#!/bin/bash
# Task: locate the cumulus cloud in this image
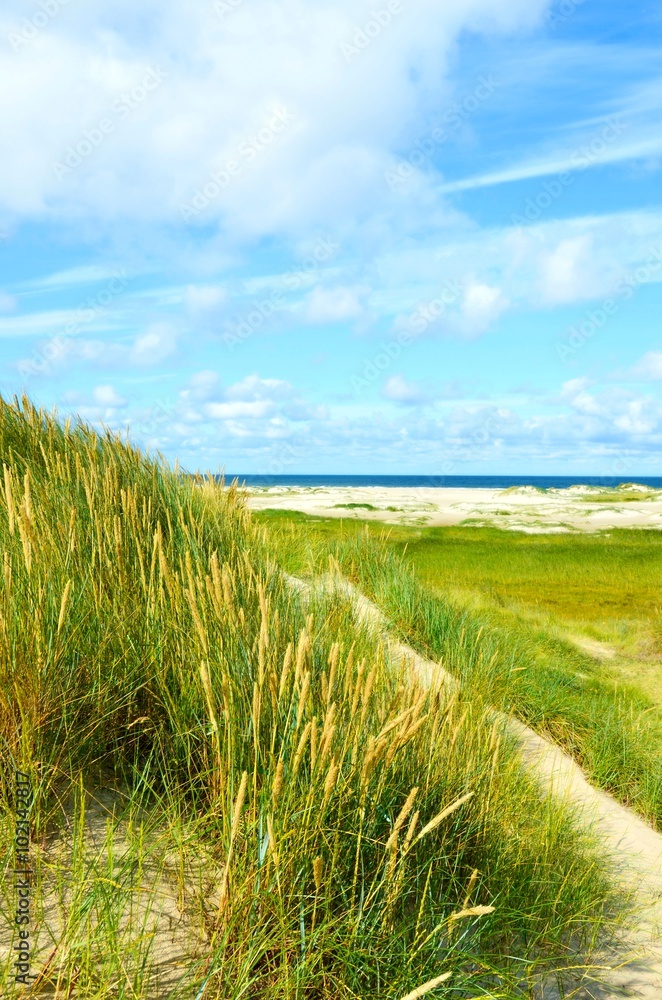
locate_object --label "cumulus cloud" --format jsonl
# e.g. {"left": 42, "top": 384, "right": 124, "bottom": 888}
{"left": 207, "top": 400, "right": 274, "bottom": 419}
{"left": 303, "top": 285, "right": 366, "bottom": 324}
{"left": 382, "top": 374, "right": 427, "bottom": 404}
{"left": 0, "top": 0, "right": 550, "bottom": 242}
{"left": 225, "top": 374, "right": 293, "bottom": 401}
{"left": 628, "top": 350, "right": 662, "bottom": 381}
{"left": 177, "top": 371, "right": 324, "bottom": 438}
{"left": 459, "top": 281, "right": 509, "bottom": 335}
{"left": 93, "top": 384, "right": 127, "bottom": 407}
{"left": 131, "top": 324, "right": 178, "bottom": 364}
{"left": 62, "top": 384, "right": 129, "bottom": 424}
{"left": 537, "top": 235, "right": 598, "bottom": 305}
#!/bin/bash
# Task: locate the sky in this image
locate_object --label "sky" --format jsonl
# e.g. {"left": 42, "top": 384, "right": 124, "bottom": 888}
{"left": 1, "top": 0, "right": 661, "bottom": 477}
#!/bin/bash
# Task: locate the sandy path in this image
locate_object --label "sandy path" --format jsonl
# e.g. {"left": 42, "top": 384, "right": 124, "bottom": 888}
{"left": 288, "top": 572, "right": 662, "bottom": 999}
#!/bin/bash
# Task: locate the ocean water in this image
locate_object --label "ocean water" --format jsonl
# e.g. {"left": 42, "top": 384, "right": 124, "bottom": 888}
{"left": 225, "top": 474, "right": 662, "bottom": 490}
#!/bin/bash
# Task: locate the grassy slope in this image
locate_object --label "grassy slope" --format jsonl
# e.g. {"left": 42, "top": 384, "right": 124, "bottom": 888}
{"left": 256, "top": 510, "right": 662, "bottom": 829}
{"left": 0, "top": 397, "right": 622, "bottom": 999}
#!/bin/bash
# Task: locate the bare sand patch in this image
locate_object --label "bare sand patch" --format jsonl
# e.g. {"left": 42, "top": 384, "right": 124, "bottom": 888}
{"left": 246, "top": 485, "right": 662, "bottom": 533}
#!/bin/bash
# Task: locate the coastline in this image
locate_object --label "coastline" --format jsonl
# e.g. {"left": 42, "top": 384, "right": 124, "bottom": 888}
{"left": 244, "top": 484, "right": 662, "bottom": 532}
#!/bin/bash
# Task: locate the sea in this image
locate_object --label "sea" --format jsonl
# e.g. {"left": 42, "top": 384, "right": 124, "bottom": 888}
{"left": 225, "top": 475, "right": 662, "bottom": 490}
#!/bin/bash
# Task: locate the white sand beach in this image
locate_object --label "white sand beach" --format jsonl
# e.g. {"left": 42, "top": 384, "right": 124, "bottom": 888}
{"left": 245, "top": 483, "right": 662, "bottom": 532}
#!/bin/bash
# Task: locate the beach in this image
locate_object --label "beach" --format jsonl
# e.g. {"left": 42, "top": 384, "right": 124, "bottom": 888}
{"left": 245, "top": 483, "right": 662, "bottom": 532}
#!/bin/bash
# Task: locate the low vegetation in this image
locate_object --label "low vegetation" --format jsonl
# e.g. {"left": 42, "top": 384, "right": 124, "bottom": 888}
{"left": 332, "top": 502, "right": 378, "bottom": 511}
{"left": 257, "top": 512, "right": 662, "bottom": 830}
{"left": 0, "top": 396, "right": 624, "bottom": 998}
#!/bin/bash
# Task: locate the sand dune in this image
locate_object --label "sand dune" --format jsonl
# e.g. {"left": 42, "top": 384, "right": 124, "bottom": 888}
{"left": 246, "top": 484, "right": 662, "bottom": 532}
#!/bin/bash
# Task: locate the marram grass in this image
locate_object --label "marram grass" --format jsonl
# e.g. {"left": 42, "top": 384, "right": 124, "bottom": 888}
{"left": 0, "top": 396, "right": 622, "bottom": 998}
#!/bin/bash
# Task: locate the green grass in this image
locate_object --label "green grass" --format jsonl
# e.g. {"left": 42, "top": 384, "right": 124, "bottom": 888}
{"left": 256, "top": 511, "right": 662, "bottom": 830}
{"left": 580, "top": 492, "right": 658, "bottom": 503}
{"left": 256, "top": 512, "right": 662, "bottom": 627}
{"left": 333, "top": 502, "right": 378, "bottom": 510}
{"left": 0, "top": 396, "right": 625, "bottom": 998}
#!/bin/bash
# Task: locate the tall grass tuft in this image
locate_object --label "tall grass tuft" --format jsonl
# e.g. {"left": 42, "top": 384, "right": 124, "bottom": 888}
{"left": 0, "top": 396, "right": 622, "bottom": 998}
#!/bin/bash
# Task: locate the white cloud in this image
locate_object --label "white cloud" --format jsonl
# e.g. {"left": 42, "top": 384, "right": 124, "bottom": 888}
{"left": 226, "top": 374, "right": 292, "bottom": 401}
{"left": 184, "top": 284, "right": 226, "bottom": 311}
{"left": 207, "top": 400, "right": 274, "bottom": 419}
{"left": 382, "top": 374, "right": 426, "bottom": 404}
{"left": 97, "top": 366, "right": 662, "bottom": 472}
{"left": 182, "top": 370, "right": 221, "bottom": 401}
{"left": 0, "top": 0, "right": 550, "bottom": 241}
{"left": 130, "top": 324, "right": 177, "bottom": 365}
{"left": 0, "top": 291, "right": 17, "bottom": 313}
{"left": 629, "top": 351, "right": 662, "bottom": 381}
{"left": 460, "top": 281, "right": 508, "bottom": 335}
{"left": 437, "top": 110, "right": 662, "bottom": 195}
{"left": 538, "top": 235, "right": 598, "bottom": 305}
{"left": 18, "top": 264, "right": 131, "bottom": 291}
{"left": 303, "top": 285, "right": 365, "bottom": 324}
{"left": 93, "top": 384, "right": 127, "bottom": 407}
{"left": 614, "top": 400, "right": 656, "bottom": 435}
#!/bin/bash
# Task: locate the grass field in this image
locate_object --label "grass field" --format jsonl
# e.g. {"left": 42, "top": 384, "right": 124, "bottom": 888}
{"left": 256, "top": 510, "right": 662, "bottom": 829}
{"left": 0, "top": 396, "right": 627, "bottom": 998}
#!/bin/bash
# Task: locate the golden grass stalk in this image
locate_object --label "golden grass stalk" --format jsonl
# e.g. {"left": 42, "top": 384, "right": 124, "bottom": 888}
{"left": 327, "top": 642, "right": 339, "bottom": 705}
{"left": 272, "top": 759, "right": 284, "bottom": 806}
{"left": 463, "top": 868, "right": 479, "bottom": 909}
{"left": 313, "top": 856, "right": 323, "bottom": 892}
{"left": 411, "top": 791, "right": 474, "bottom": 848}
{"left": 403, "top": 810, "right": 419, "bottom": 853}
{"left": 17, "top": 509, "right": 32, "bottom": 574}
{"left": 57, "top": 580, "right": 72, "bottom": 635}
{"left": 398, "top": 971, "right": 452, "bottom": 1000}
{"left": 385, "top": 786, "right": 419, "bottom": 852}
{"left": 215, "top": 771, "right": 248, "bottom": 925}
{"left": 449, "top": 905, "right": 495, "bottom": 921}
{"left": 3, "top": 464, "right": 15, "bottom": 535}
{"left": 3, "top": 550, "right": 11, "bottom": 594}
{"left": 278, "top": 643, "right": 293, "bottom": 701}
{"left": 23, "top": 470, "right": 32, "bottom": 523}
{"left": 295, "top": 628, "right": 309, "bottom": 685}
{"left": 199, "top": 662, "right": 218, "bottom": 735}
{"left": 292, "top": 721, "right": 312, "bottom": 780}
{"left": 186, "top": 587, "right": 209, "bottom": 655}
{"left": 296, "top": 671, "right": 311, "bottom": 729}
{"left": 222, "top": 563, "right": 233, "bottom": 606}
{"left": 310, "top": 716, "right": 318, "bottom": 772}
{"left": 321, "top": 758, "right": 339, "bottom": 812}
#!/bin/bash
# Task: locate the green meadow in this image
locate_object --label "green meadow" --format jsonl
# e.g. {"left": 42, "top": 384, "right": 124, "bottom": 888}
{"left": 256, "top": 510, "right": 662, "bottom": 828}
{"left": 0, "top": 397, "right": 651, "bottom": 998}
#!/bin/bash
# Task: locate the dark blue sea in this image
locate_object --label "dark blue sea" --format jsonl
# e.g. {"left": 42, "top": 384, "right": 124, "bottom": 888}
{"left": 225, "top": 475, "right": 662, "bottom": 489}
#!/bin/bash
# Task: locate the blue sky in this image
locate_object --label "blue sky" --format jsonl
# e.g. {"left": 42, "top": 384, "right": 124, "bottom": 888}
{"left": 1, "top": 0, "right": 661, "bottom": 475}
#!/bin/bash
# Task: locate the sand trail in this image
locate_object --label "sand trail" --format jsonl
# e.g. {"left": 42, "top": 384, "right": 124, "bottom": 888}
{"left": 289, "top": 571, "right": 662, "bottom": 999}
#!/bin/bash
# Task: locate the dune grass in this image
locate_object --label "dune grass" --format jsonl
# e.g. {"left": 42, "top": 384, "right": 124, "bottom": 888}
{"left": 0, "top": 397, "right": 625, "bottom": 997}
{"left": 579, "top": 490, "right": 659, "bottom": 503}
{"left": 255, "top": 512, "right": 662, "bottom": 829}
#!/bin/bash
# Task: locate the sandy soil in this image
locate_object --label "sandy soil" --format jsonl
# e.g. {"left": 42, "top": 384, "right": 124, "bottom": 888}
{"left": 246, "top": 484, "right": 662, "bottom": 532}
